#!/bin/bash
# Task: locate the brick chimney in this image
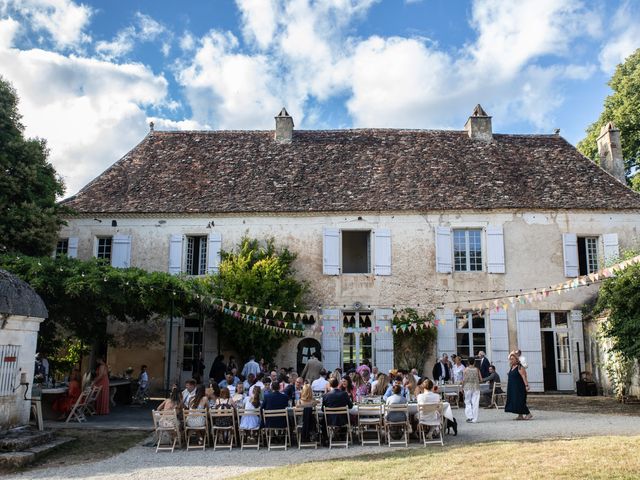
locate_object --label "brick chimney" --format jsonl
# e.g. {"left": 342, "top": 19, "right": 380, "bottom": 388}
{"left": 597, "top": 122, "right": 625, "bottom": 183}
{"left": 274, "top": 107, "right": 294, "bottom": 143}
{"left": 464, "top": 104, "right": 492, "bottom": 141}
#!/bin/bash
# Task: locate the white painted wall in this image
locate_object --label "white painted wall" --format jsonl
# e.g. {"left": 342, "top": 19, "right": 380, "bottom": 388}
{"left": 0, "top": 315, "right": 44, "bottom": 430}
{"left": 59, "top": 210, "right": 640, "bottom": 387}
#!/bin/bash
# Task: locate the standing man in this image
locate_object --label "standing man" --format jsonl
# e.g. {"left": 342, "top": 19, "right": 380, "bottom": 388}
{"left": 432, "top": 354, "right": 451, "bottom": 383}
{"left": 478, "top": 351, "right": 490, "bottom": 378}
{"left": 242, "top": 356, "right": 261, "bottom": 379}
{"left": 301, "top": 352, "right": 324, "bottom": 383}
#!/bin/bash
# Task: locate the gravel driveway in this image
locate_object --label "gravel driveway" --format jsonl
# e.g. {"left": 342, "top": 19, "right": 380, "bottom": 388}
{"left": 7, "top": 408, "right": 640, "bottom": 480}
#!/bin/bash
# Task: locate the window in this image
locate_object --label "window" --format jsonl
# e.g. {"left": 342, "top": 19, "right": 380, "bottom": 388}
{"left": 96, "top": 237, "right": 112, "bottom": 261}
{"left": 342, "top": 311, "right": 372, "bottom": 371}
{"left": 453, "top": 229, "right": 482, "bottom": 272}
{"left": 56, "top": 239, "right": 69, "bottom": 258}
{"left": 186, "top": 235, "right": 207, "bottom": 275}
{"left": 342, "top": 230, "right": 370, "bottom": 274}
{"left": 577, "top": 237, "right": 599, "bottom": 275}
{"left": 455, "top": 311, "right": 486, "bottom": 359}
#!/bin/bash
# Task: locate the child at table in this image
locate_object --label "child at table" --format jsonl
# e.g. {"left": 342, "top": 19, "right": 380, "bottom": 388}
{"left": 52, "top": 367, "right": 81, "bottom": 420}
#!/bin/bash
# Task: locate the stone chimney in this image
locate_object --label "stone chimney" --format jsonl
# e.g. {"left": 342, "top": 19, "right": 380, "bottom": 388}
{"left": 597, "top": 122, "right": 625, "bottom": 183}
{"left": 274, "top": 107, "right": 294, "bottom": 143}
{"left": 464, "top": 104, "right": 492, "bottom": 141}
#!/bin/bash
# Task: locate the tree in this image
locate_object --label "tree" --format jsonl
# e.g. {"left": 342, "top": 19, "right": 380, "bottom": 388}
{"left": 577, "top": 48, "right": 640, "bottom": 188}
{"left": 0, "top": 77, "right": 67, "bottom": 256}
{"left": 207, "top": 237, "right": 308, "bottom": 363}
{"left": 393, "top": 309, "right": 437, "bottom": 373}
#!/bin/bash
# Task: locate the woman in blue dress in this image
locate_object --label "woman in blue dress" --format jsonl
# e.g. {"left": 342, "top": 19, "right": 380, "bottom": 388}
{"left": 505, "top": 352, "right": 532, "bottom": 420}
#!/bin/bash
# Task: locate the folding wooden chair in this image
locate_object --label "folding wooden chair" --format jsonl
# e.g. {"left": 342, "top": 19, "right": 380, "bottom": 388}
{"left": 65, "top": 387, "right": 91, "bottom": 423}
{"left": 152, "top": 409, "right": 182, "bottom": 452}
{"left": 85, "top": 385, "right": 102, "bottom": 415}
{"left": 237, "top": 407, "right": 262, "bottom": 450}
{"left": 324, "top": 406, "right": 352, "bottom": 449}
{"left": 492, "top": 382, "right": 507, "bottom": 409}
{"left": 416, "top": 403, "right": 444, "bottom": 446}
{"left": 293, "top": 405, "right": 321, "bottom": 449}
{"left": 441, "top": 384, "right": 461, "bottom": 409}
{"left": 262, "top": 409, "right": 291, "bottom": 451}
{"left": 356, "top": 404, "right": 383, "bottom": 446}
{"left": 209, "top": 406, "right": 237, "bottom": 450}
{"left": 183, "top": 408, "right": 209, "bottom": 450}
{"left": 384, "top": 404, "right": 410, "bottom": 447}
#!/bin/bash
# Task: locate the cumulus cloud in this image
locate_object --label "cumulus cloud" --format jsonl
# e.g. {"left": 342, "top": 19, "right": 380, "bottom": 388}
{"left": 2, "top": 0, "right": 92, "bottom": 50}
{"left": 598, "top": 1, "right": 640, "bottom": 73}
{"left": 95, "top": 12, "right": 169, "bottom": 61}
{"left": 0, "top": 44, "right": 170, "bottom": 194}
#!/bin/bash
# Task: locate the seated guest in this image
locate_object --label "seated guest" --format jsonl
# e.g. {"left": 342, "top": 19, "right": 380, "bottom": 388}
{"left": 403, "top": 373, "right": 418, "bottom": 401}
{"left": 416, "top": 379, "right": 441, "bottom": 422}
{"left": 182, "top": 378, "right": 197, "bottom": 407}
{"left": 297, "top": 384, "right": 318, "bottom": 408}
{"left": 353, "top": 372, "right": 370, "bottom": 399}
{"left": 219, "top": 372, "right": 238, "bottom": 395}
{"left": 243, "top": 372, "right": 256, "bottom": 391}
{"left": 240, "top": 386, "right": 262, "bottom": 431}
{"left": 158, "top": 385, "right": 182, "bottom": 412}
{"left": 185, "top": 385, "right": 208, "bottom": 445}
{"left": 248, "top": 372, "right": 265, "bottom": 396}
{"left": 383, "top": 376, "right": 407, "bottom": 400}
{"left": 292, "top": 376, "right": 304, "bottom": 402}
{"left": 340, "top": 375, "right": 356, "bottom": 402}
{"left": 371, "top": 373, "right": 389, "bottom": 396}
{"left": 482, "top": 365, "right": 502, "bottom": 407}
{"left": 311, "top": 369, "right": 329, "bottom": 392}
{"left": 53, "top": 367, "right": 82, "bottom": 419}
{"left": 322, "top": 378, "right": 352, "bottom": 428}
{"left": 261, "top": 374, "right": 290, "bottom": 428}
{"left": 232, "top": 382, "right": 245, "bottom": 405}
{"left": 206, "top": 381, "right": 220, "bottom": 407}
{"left": 385, "top": 384, "right": 408, "bottom": 423}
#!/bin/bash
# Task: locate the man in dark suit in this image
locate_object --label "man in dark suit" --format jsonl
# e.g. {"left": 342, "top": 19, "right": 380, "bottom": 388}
{"left": 432, "top": 354, "right": 451, "bottom": 382}
{"left": 261, "top": 378, "right": 290, "bottom": 428}
{"left": 478, "top": 351, "right": 491, "bottom": 379}
{"left": 322, "top": 377, "right": 353, "bottom": 427}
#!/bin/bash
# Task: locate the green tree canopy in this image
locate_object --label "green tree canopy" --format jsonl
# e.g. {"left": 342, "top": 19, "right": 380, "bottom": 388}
{"left": 209, "top": 237, "right": 308, "bottom": 363}
{"left": 594, "top": 255, "right": 640, "bottom": 360}
{"left": 577, "top": 48, "right": 640, "bottom": 188}
{"left": 0, "top": 77, "right": 68, "bottom": 256}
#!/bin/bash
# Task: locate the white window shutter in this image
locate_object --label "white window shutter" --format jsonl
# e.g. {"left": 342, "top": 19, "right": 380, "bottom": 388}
{"left": 207, "top": 232, "right": 222, "bottom": 274}
{"left": 168, "top": 234, "right": 184, "bottom": 275}
{"left": 489, "top": 309, "right": 510, "bottom": 382}
{"left": 603, "top": 233, "right": 619, "bottom": 266}
{"left": 435, "top": 226, "right": 452, "bottom": 273}
{"left": 322, "top": 228, "right": 340, "bottom": 275}
{"left": 111, "top": 234, "right": 131, "bottom": 268}
{"left": 570, "top": 310, "right": 585, "bottom": 382}
{"left": 435, "top": 308, "right": 456, "bottom": 358}
{"left": 374, "top": 308, "right": 394, "bottom": 374}
{"left": 486, "top": 225, "right": 505, "bottom": 273}
{"left": 67, "top": 237, "right": 79, "bottom": 259}
{"left": 562, "top": 233, "right": 579, "bottom": 277}
{"left": 321, "top": 309, "right": 341, "bottom": 371}
{"left": 516, "top": 310, "right": 543, "bottom": 392}
{"left": 374, "top": 229, "right": 392, "bottom": 276}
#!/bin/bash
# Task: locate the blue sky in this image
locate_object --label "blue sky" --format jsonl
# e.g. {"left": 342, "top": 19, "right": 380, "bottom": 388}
{"left": 0, "top": 0, "right": 639, "bottom": 195}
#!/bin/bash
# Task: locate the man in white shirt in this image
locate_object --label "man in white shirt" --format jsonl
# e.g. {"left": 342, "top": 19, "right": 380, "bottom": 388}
{"left": 311, "top": 369, "right": 329, "bottom": 392}
{"left": 248, "top": 372, "right": 265, "bottom": 397}
{"left": 182, "top": 379, "right": 197, "bottom": 407}
{"left": 241, "top": 356, "right": 261, "bottom": 378}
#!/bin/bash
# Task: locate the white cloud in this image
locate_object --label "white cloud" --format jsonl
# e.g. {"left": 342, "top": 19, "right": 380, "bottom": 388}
{"left": 179, "top": 32, "right": 195, "bottom": 51}
{"left": 0, "top": 44, "right": 171, "bottom": 195}
{"left": 95, "top": 12, "right": 169, "bottom": 61}
{"left": 3, "top": 0, "right": 92, "bottom": 50}
{"left": 598, "top": 1, "right": 640, "bottom": 73}
{"left": 0, "top": 16, "right": 20, "bottom": 48}
{"left": 236, "top": 0, "right": 279, "bottom": 50}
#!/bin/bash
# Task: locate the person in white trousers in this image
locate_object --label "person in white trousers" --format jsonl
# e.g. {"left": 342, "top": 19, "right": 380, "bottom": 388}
{"left": 461, "top": 356, "right": 483, "bottom": 423}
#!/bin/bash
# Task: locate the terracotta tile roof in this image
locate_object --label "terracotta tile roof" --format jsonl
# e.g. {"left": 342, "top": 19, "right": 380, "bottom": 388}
{"left": 61, "top": 129, "right": 640, "bottom": 214}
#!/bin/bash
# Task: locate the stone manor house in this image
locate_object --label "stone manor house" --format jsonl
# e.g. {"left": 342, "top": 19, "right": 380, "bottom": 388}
{"left": 58, "top": 106, "right": 640, "bottom": 393}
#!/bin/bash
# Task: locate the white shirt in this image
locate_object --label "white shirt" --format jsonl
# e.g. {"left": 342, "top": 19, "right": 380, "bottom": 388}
{"left": 182, "top": 388, "right": 195, "bottom": 408}
{"left": 417, "top": 391, "right": 441, "bottom": 423}
{"left": 311, "top": 377, "right": 329, "bottom": 391}
{"left": 139, "top": 371, "right": 149, "bottom": 388}
{"left": 452, "top": 363, "right": 465, "bottom": 383}
{"left": 248, "top": 380, "right": 264, "bottom": 397}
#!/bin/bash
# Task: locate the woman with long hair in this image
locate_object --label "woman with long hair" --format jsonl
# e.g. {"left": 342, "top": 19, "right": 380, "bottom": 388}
{"left": 53, "top": 367, "right": 81, "bottom": 419}
{"left": 340, "top": 375, "right": 356, "bottom": 402}
{"left": 158, "top": 385, "right": 182, "bottom": 411}
{"left": 352, "top": 372, "right": 370, "bottom": 399}
{"left": 239, "top": 385, "right": 261, "bottom": 430}
{"left": 371, "top": 373, "right": 389, "bottom": 396}
{"left": 296, "top": 384, "right": 317, "bottom": 407}
{"left": 92, "top": 357, "right": 110, "bottom": 415}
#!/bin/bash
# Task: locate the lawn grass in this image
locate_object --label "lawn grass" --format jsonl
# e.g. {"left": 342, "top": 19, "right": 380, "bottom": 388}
{"left": 232, "top": 436, "right": 640, "bottom": 480}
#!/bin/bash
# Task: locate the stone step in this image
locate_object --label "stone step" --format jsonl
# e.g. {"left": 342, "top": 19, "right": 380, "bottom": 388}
{"left": 0, "top": 436, "right": 75, "bottom": 469}
{"left": 0, "top": 428, "right": 55, "bottom": 452}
